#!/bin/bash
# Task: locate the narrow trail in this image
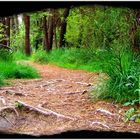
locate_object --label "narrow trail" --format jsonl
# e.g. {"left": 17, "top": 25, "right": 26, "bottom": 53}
{"left": 0, "top": 61, "right": 140, "bottom": 136}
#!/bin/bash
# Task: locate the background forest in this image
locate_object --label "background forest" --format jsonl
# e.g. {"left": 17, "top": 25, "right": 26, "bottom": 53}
{"left": 0, "top": 5, "right": 140, "bottom": 122}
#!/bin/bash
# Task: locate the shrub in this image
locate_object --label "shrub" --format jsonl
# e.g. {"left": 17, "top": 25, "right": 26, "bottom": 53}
{"left": 92, "top": 44, "right": 140, "bottom": 103}
{"left": 13, "top": 51, "right": 29, "bottom": 61}
{"left": 31, "top": 49, "right": 48, "bottom": 64}
{"left": 0, "top": 48, "right": 13, "bottom": 61}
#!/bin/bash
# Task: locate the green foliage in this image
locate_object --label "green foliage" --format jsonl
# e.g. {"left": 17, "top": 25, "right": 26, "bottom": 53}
{"left": 0, "top": 75, "right": 5, "bottom": 86}
{"left": 48, "top": 48, "right": 109, "bottom": 72}
{"left": 15, "top": 102, "right": 24, "bottom": 110}
{"left": 65, "top": 6, "right": 134, "bottom": 49}
{"left": 10, "top": 24, "right": 25, "bottom": 52}
{"left": 92, "top": 45, "right": 140, "bottom": 103}
{"left": 13, "top": 51, "right": 29, "bottom": 61}
{"left": 123, "top": 100, "right": 140, "bottom": 123}
{"left": 0, "top": 48, "right": 13, "bottom": 61}
{"left": 0, "top": 61, "right": 39, "bottom": 79}
{"left": 31, "top": 49, "right": 48, "bottom": 64}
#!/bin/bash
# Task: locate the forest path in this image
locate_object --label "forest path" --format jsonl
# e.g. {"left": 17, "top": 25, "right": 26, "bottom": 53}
{"left": 0, "top": 61, "right": 139, "bottom": 136}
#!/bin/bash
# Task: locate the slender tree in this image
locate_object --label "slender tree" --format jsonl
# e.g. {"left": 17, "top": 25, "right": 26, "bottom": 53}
{"left": 59, "top": 7, "right": 70, "bottom": 48}
{"left": 6, "top": 17, "right": 10, "bottom": 47}
{"left": 43, "top": 16, "right": 49, "bottom": 52}
{"left": 24, "top": 14, "right": 31, "bottom": 56}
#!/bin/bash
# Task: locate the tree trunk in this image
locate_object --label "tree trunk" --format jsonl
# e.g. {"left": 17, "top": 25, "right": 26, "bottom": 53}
{"left": 15, "top": 15, "right": 19, "bottom": 32}
{"left": 132, "top": 9, "right": 140, "bottom": 52}
{"left": 43, "top": 16, "right": 49, "bottom": 52}
{"left": 59, "top": 7, "right": 70, "bottom": 48}
{"left": 53, "top": 26, "right": 57, "bottom": 48}
{"left": 24, "top": 14, "right": 31, "bottom": 56}
{"left": 11, "top": 16, "right": 15, "bottom": 34}
{"left": 48, "top": 9, "right": 54, "bottom": 51}
{"left": 1, "top": 17, "right": 7, "bottom": 47}
{"left": 6, "top": 17, "right": 10, "bottom": 47}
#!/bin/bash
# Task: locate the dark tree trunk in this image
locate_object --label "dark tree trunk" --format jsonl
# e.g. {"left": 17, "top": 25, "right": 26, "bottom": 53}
{"left": 6, "top": 17, "right": 10, "bottom": 47}
{"left": 59, "top": 7, "right": 70, "bottom": 48}
{"left": 11, "top": 16, "right": 15, "bottom": 34}
{"left": 24, "top": 14, "right": 31, "bottom": 56}
{"left": 43, "top": 16, "right": 49, "bottom": 52}
{"left": 1, "top": 17, "right": 7, "bottom": 47}
{"left": 48, "top": 9, "right": 54, "bottom": 51}
{"left": 132, "top": 9, "right": 140, "bottom": 52}
{"left": 53, "top": 26, "right": 57, "bottom": 48}
{"left": 15, "top": 15, "right": 19, "bottom": 32}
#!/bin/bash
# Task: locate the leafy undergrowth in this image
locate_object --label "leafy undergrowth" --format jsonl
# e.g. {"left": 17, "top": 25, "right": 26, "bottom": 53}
{"left": 0, "top": 49, "right": 39, "bottom": 86}
{"left": 31, "top": 48, "right": 110, "bottom": 72}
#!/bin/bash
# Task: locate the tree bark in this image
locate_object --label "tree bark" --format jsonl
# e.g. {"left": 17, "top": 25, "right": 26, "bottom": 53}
{"left": 59, "top": 7, "right": 70, "bottom": 48}
{"left": 24, "top": 14, "right": 31, "bottom": 56}
{"left": 132, "top": 9, "right": 140, "bottom": 52}
{"left": 15, "top": 15, "right": 19, "bottom": 32}
{"left": 6, "top": 17, "right": 10, "bottom": 47}
{"left": 0, "top": 17, "right": 7, "bottom": 47}
{"left": 48, "top": 9, "right": 54, "bottom": 51}
{"left": 53, "top": 26, "right": 57, "bottom": 48}
{"left": 43, "top": 16, "right": 49, "bottom": 52}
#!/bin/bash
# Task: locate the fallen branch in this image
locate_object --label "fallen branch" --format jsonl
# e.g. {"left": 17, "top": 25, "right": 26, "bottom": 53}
{"left": 64, "top": 90, "right": 88, "bottom": 95}
{"left": 0, "top": 106, "right": 19, "bottom": 117}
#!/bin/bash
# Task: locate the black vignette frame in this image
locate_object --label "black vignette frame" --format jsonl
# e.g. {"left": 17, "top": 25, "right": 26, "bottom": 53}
{"left": 0, "top": 1, "right": 140, "bottom": 139}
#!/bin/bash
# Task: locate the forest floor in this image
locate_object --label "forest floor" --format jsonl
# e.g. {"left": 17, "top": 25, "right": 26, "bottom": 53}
{"left": 0, "top": 61, "right": 140, "bottom": 136}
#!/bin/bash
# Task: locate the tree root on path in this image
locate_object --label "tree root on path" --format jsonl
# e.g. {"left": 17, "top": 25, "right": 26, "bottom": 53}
{"left": 38, "top": 104, "right": 75, "bottom": 120}
{"left": 64, "top": 90, "right": 88, "bottom": 95}
{"left": 95, "top": 108, "right": 120, "bottom": 121}
{"left": 75, "top": 82, "right": 94, "bottom": 87}
{"left": 16, "top": 100, "right": 75, "bottom": 120}
{"left": 2, "top": 90, "right": 27, "bottom": 96}
{"left": 89, "top": 121, "right": 110, "bottom": 129}
{"left": 0, "top": 97, "right": 6, "bottom": 106}
{"left": 0, "top": 106, "right": 19, "bottom": 117}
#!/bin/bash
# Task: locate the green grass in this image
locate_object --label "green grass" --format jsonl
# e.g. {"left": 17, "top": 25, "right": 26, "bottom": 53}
{"left": 0, "top": 61, "right": 39, "bottom": 79}
{"left": 31, "top": 49, "right": 48, "bottom": 64}
{"left": 47, "top": 48, "right": 106, "bottom": 72}
{"left": 0, "top": 49, "right": 39, "bottom": 86}
{"left": 13, "top": 51, "right": 29, "bottom": 61}
{"left": 92, "top": 45, "right": 140, "bottom": 103}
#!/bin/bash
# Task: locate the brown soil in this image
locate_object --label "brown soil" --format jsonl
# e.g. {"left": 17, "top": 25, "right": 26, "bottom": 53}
{"left": 0, "top": 61, "right": 140, "bottom": 136}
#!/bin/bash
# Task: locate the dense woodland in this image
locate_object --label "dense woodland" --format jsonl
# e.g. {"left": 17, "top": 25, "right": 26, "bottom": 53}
{"left": 0, "top": 5, "right": 140, "bottom": 122}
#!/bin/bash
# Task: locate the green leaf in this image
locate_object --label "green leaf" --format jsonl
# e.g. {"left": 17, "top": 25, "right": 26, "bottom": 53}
{"left": 123, "top": 102, "right": 131, "bottom": 106}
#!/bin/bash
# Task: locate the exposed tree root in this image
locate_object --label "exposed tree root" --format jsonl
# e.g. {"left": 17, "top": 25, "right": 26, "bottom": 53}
{"left": 38, "top": 104, "right": 75, "bottom": 120}
{"left": 16, "top": 100, "right": 75, "bottom": 120}
{"left": 0, "top": 106, "right": 19, "bottom": 117}
{"left": 2, "top": 90, "right": 27, "bottom": 96}
{"left": 0, "top": 97, "right": 6, "bottom": 106}
{"left": 75, "top": 82, "right": 94, "bottom": 87}
{"left": 90, "top": 121, "right": 110, "bottom": 129}
{"left": 64, "top": 90, "right": 88, "bottom": 95}
{"left": 16, "top": 101, "right": 51, "bottom": 116}
{"left": 95, "top": 108, "right": 119, "bottom": 120}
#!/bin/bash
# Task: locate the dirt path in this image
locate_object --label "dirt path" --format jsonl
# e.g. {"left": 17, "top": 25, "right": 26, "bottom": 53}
{"left": 0, "top": 61, "right": 140, "bottom": 136}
